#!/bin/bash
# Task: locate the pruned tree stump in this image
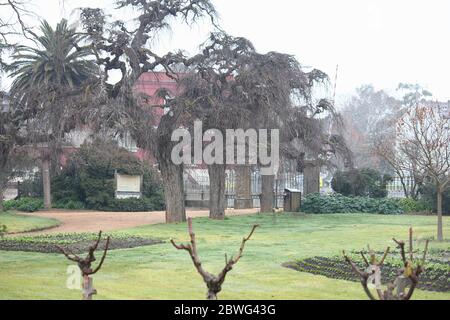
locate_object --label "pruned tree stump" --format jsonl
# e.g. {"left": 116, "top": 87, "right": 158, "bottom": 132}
{"left": 57, "top": 231, "right": 110, "bottom": 300}
{"left": 171, "top": 218, "right": 259, "bottom": 300}
{"left": 82, "top": 276, "right": 97, "bottom": 300}
{"left": 343, "top": 227, "right": 429, "bottom": 300}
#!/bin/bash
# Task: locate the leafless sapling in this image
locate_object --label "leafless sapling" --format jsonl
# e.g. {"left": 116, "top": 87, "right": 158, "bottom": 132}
{"left": 57, "top": 231, "right": 110, "bottom": 300}
{"left": 343, "top": 228, "right": 429, "bottom": 300}
{"left": 171, "top": 218, "right": 259, "bottom": 300}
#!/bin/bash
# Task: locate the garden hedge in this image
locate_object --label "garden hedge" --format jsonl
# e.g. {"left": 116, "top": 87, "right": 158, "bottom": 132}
{"left": 3, "top": 197, "right": 44, "bottom": 212}
{"left": 301, "top": 193, "right": 404, "bottom": 215}
{"left": 18, "top": 140, "right": 166, "bottom": 212}
{"left": 331, "top": 168, "right": 392, "bottom": 198}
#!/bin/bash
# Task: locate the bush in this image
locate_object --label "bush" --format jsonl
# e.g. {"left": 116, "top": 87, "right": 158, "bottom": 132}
{"left": 53, "top": 200, "right": 86, "bottom": 210}
{"left": 397, "top": 198, "right": 432, "bottom": 213}
{"left": 51, "top": 140, "right": 165, "bottom": 212}
{"left": 4, "top": 197, "right": 44, "bottom": 212}
{"left": 331, "top": 168, "right": 392, "bottom": 198}
{"left": 105, "top": 196, "right": 166, "bottom": 212}
{"left": 301, "top": 193, "right": 404, "bottom": 215}
{"left": 419, "top": 184, "right": 450, "bottom": 215}
{"left": 17, "top": 172, "right": 43, "bottom": 198}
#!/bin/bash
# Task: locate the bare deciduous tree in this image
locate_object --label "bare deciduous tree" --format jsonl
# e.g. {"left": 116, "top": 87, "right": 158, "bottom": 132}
{"left": 397, "top": 103, "right": 450, "bottom": 241}
{"left": 0, "top": 94, "right": 16, "bottom": 211}
{"left": 57, "top": 231, "right": 110, "bottom": 300}
{"left": 342, "top": 85, "right": 401, "bottom": 172}
{"left": 172, "top": 34, "right": 254, "bottom": 220}
{"left": 343, "top": 228, "right": 429, "bottom": 300}
{"left": 0, "top": 0, "right": 31, "bottom": 57}
{"left": 0, "top": 1, "right": 29, "bottom": 30}
{"left": 0, "top": 92, "right": 32, "bottom": 211}
{"left": 374, "top": 139, "right": 424, "bottom": 199}
{"left": 171, "top": 217, "right": 259, "bottom": 300}
{"left": 0, "top": 1, "right": 32, "bottom": 209}
{"left": 176, "top": 35, "right": 345, "bottom": 215}
{"left": 78, "top": 0, "right": 218, "bottom": 223}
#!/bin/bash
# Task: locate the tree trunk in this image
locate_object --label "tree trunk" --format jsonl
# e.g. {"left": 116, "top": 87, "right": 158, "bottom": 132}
{"left": 154, "top": 106, "right": 187, "bottom": 224}
{"left": 159, "top": 157, "right": 186, "bottom": 223}
{"left": 260, "top": 174, "right": 274, "bottom": 213}
{"left": 303, "top": 162, "right": 320, "bottom": 196}
{"left": 235, "top": 165, "right": 253, "bottom": 209}
{"left": 82, "top": 275, "right": 97, "bottom": 300}
{"left": 207, "top": 290, "right": 218, "bottom": 300}
{"left": 42, "top": 158, "right": 52, "bottom": 210}
{"left": 437, "top": 189, "right": 443, "bottom": 242}
{"left": 208, "top": 164, "right": 226, "bottom": 220}
{"left": 398, "top": 174, "right": 410, "bottom": 199}
{"left": 0, "top": 189, "right": 4, "bottom": 212}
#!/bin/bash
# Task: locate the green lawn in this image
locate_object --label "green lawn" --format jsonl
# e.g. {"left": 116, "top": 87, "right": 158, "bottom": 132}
{"left": 0, "top": 211, "right": 60, "bottom": 234}
{"left": 0, "top": 213, "right": 449, "bottom": 300}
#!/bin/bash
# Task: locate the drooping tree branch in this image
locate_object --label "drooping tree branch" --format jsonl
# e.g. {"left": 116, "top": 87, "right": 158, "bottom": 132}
{"left": 76, "top": 0, "right": 219, "bottom": 224}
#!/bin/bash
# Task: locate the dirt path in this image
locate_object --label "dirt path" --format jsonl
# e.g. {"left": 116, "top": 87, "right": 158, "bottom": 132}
{"left": 17, "top": 208, "right": 259, "bottom": 235}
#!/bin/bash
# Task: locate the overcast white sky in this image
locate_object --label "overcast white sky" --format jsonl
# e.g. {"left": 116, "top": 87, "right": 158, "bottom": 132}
{"left": 4, "top": 0, "right": 450, "bottom": 103}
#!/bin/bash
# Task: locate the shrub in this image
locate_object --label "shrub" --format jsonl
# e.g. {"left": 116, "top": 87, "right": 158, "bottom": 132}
{"left": 51, "top": 140, "right": 165, "bottom": 212}
{"left": 53, "top": 200, "right": 86, "bottom": 210}
{"left": 301, "top": 193, "right": 404, "bottom": 215}
{"left": 419, "top": 184, "right": 450, "bottom": 215}
{"left": 105, "top": 196, "right": 165, "bottom": 212}
{"left": 331, "top": 168, "right": 392, "bottom": 198}
{"left": 4, "top": 197, "right": 44, "bottom": 212}
{"left": 17, "top": 172, "right": 43, "bottom": 198}
{"left": 397, "top": 198, "right": 432, "bottom": 213}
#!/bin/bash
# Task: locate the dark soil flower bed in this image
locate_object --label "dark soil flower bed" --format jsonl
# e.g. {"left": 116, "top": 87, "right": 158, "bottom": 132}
{"left": 284, "top": 252, "right": 450, "bottom": 293}
{"left": 0, "top": 233, "right": 163, "bottom": 254}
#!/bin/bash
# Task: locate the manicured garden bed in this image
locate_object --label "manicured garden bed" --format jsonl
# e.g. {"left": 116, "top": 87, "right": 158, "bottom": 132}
{"left": 1, "top": 213, "right": 449, "bottom": 300}
{"left": 0, "top": 233, "right": 163, "bottom": 253}
{"left": 284, "top": 251, "right": 450, "bottom": 293}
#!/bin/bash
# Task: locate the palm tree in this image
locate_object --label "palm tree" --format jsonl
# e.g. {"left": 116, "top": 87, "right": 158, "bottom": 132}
{"left": 9, "top": 19, "right": 96, "bottom": 92}
{"left": 7, "top": 19, "right": 98, "bottom": 209}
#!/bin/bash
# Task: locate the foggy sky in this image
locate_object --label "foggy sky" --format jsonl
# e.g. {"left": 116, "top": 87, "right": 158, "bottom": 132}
{"left": 3, "top": 0, "right": 450, "bottom": 102}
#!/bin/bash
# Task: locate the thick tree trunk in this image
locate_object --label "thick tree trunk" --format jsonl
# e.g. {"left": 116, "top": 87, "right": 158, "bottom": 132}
{"left": 155, "top": 107, "right": 187, "bottom": 224}
{"left": 42, "top": 158, "right": 52, "bottom": 210}
{"left": 437, "top": 189, "right": 443, "bottom": 242}
{"left": 235, "top": 165, "right": 253, "bottom": 209}
{"left": 260, "top": 174, "right": 274, "bottom": 213}
{"left": 159, "top": 158, "right": 186, "bottom": 223}
{"left": 208, "top": 164, "right": 226, "bottom": 220}
{"left": 303, "top": 162, "right": 320, "bottom": 196}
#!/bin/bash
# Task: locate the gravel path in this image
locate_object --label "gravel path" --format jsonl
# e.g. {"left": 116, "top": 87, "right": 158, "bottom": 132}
{"left": 16, "top": 208, "right": 259, "bottom": 235}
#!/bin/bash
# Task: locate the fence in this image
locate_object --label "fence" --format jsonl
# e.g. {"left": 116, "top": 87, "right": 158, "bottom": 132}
{"left": 184, "top": 168, "right": 303, "bottom": 209}
{"left": 184, "top": 169, "right": 410, "bottom": 208}
{"left": 386, "top": 176, "right": 412, "bottom": 199}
